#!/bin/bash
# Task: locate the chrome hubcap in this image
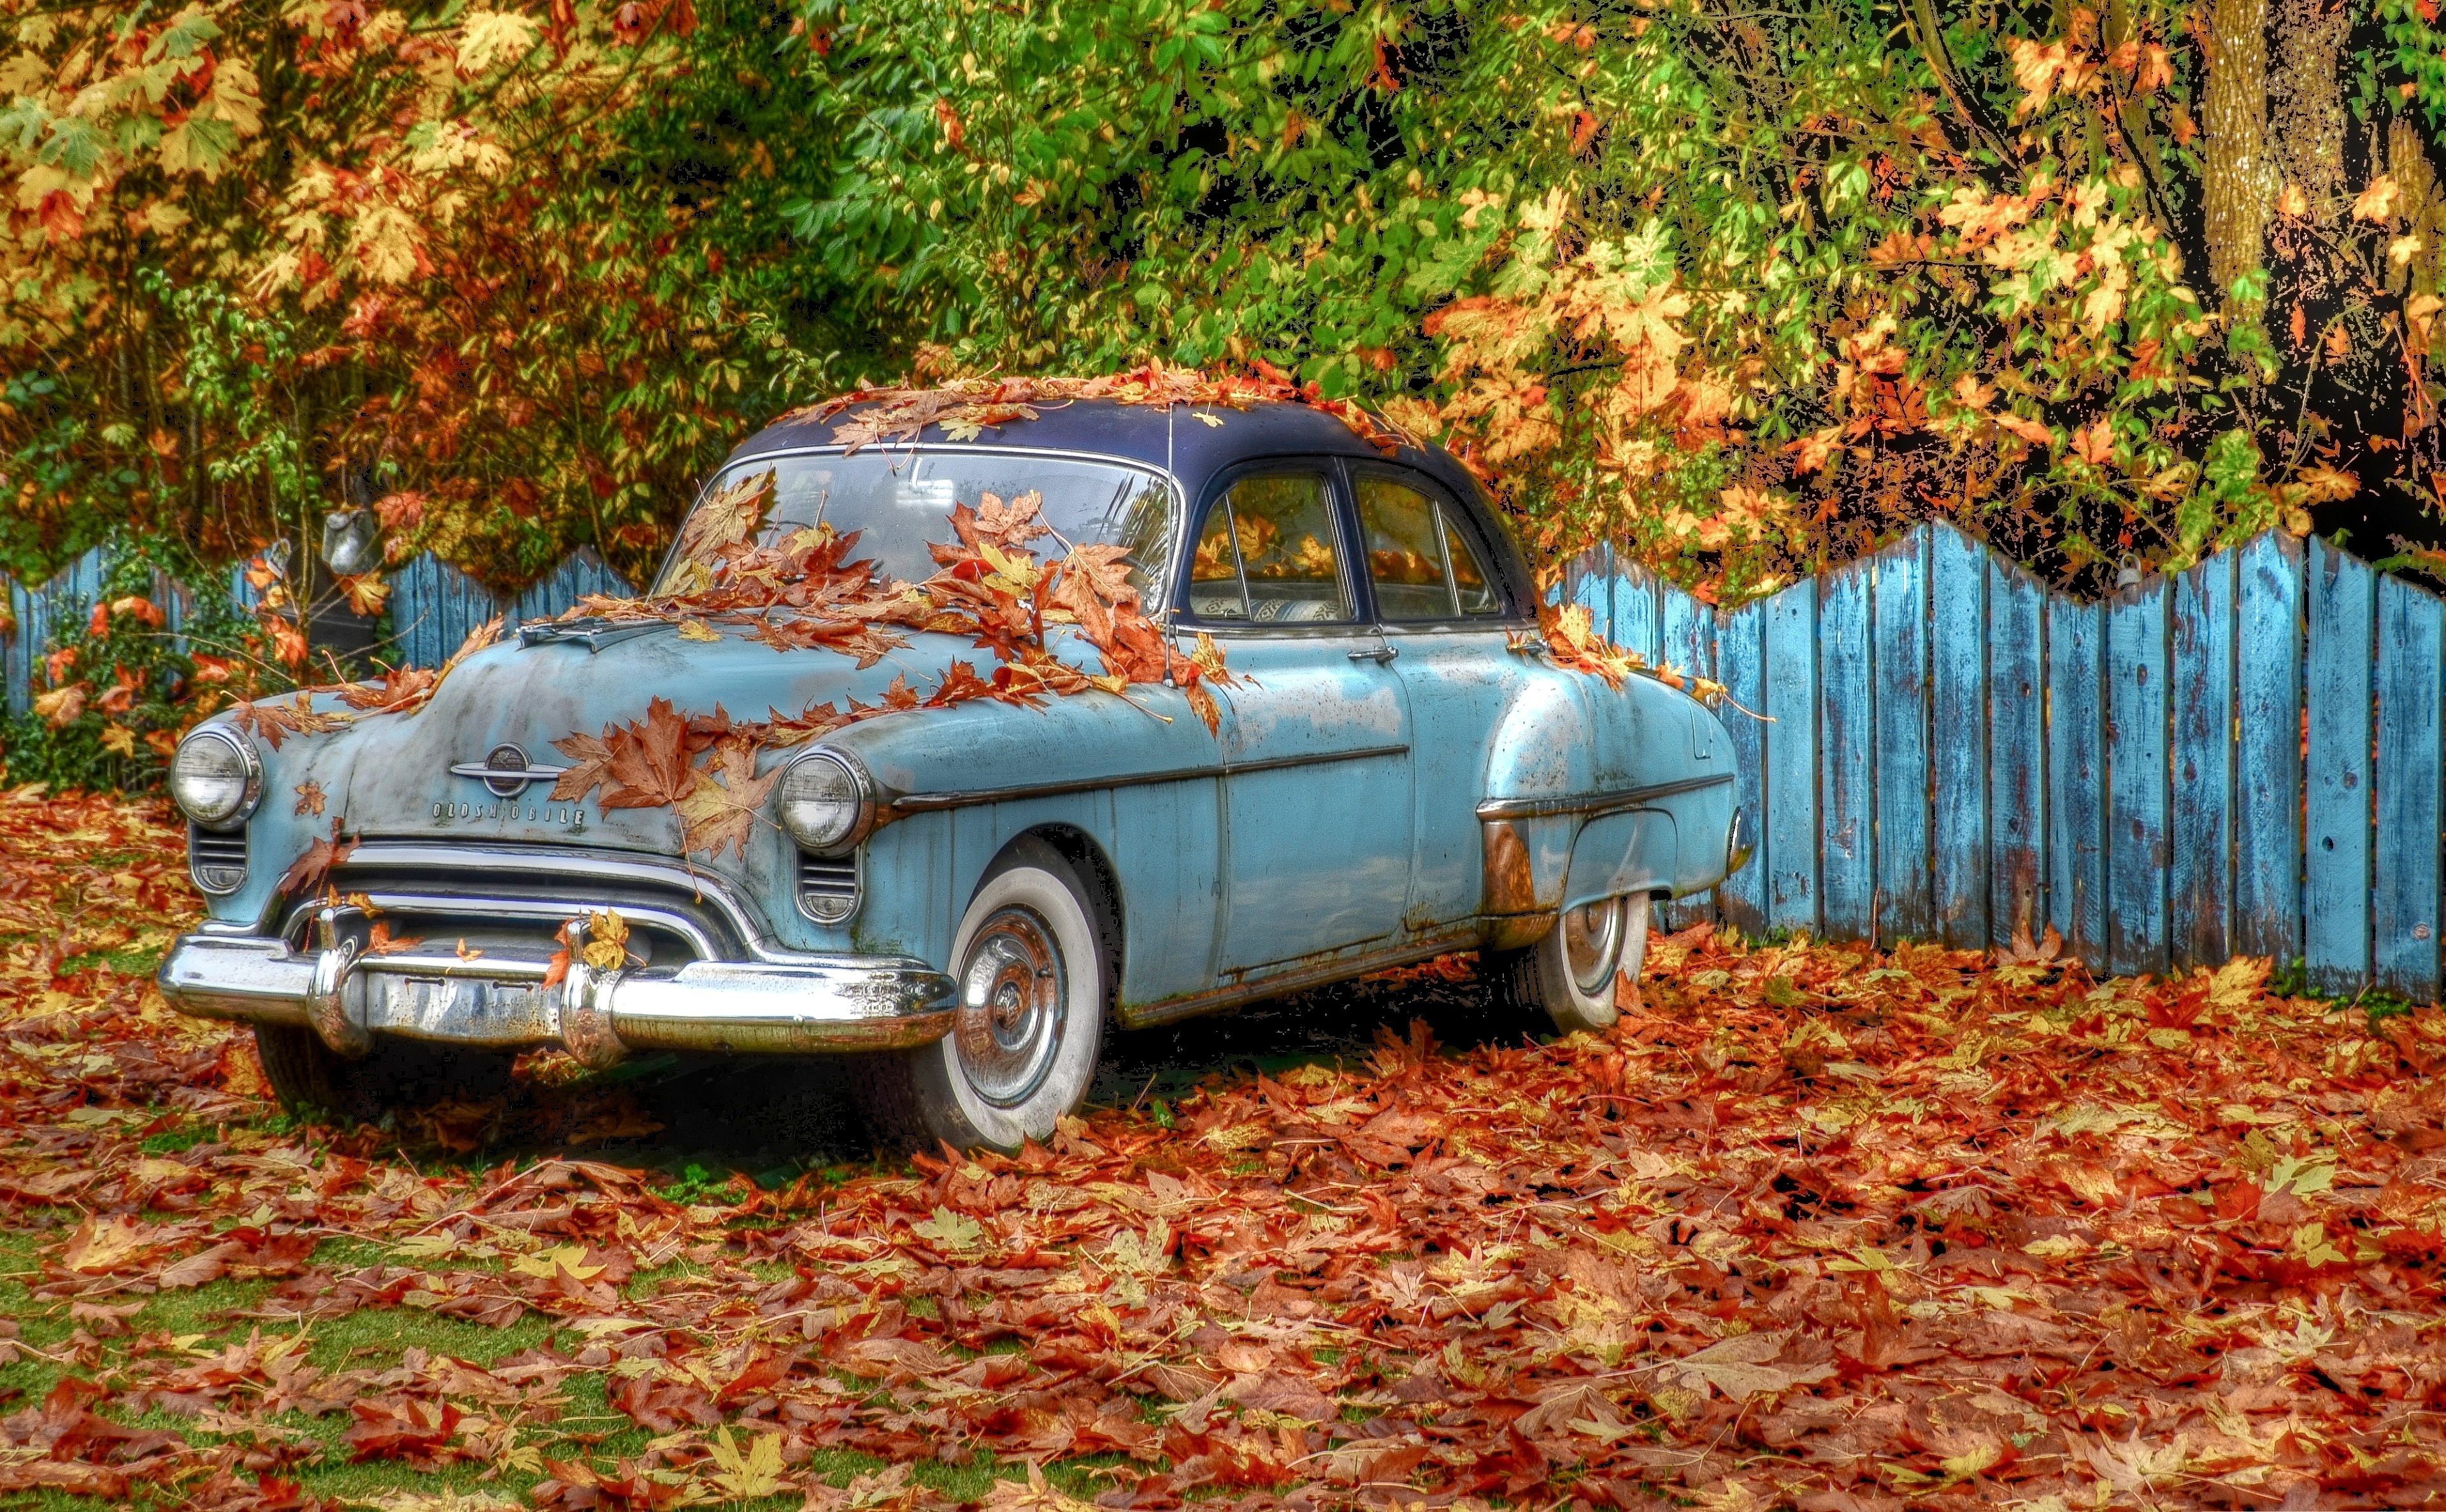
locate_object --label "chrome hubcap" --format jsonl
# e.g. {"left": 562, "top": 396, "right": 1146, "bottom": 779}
{"left": 954, "top": 906, "right": 1066, "bottom": 1106}
{"left": 1563, "top": 897, "right": 1624, "bottom": 996}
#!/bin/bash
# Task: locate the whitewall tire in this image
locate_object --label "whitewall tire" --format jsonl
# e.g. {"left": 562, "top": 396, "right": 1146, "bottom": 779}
{"left": 855, "top": 836, "right": 1111, "bottom": 1153}
{"left": 1494, "top": 894, "right": 1650, "bottom": 1034}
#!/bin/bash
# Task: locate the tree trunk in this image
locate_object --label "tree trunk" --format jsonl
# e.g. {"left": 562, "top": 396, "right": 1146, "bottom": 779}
{"left": 2202, "top": 0, "right": 2271, "bottom": 307}
{"left": 2270, "top": 0, "right": 2348, "bottom": 220}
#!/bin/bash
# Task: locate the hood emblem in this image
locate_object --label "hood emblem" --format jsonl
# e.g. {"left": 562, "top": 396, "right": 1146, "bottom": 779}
{"left": 450, "top": 743, "right": 571, "bottom": 797}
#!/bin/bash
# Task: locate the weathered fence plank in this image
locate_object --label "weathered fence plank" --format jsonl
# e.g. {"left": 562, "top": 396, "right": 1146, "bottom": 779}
{"left": 511, "top": 547, "right": 632, "bottom": 628}
{"left": 1566, "top": 546, "right": 1615, "bottom": 645}
{"left": 4, "top": 546, "right": 107, "bottom": 717}
{"left": 1717, "top": 601, "right": 1768, "bottom": 936}
{"left": 1610, "top": 566, "right": 1662, "bottom": 669}
{"left": 1930, "top": 527, "right": 1991, "bottom": 949}
{"left": 1871, "top": 533, "right": 1931, "bottom": 943}
{"left": 2047, "top": 596, "right": 2107, "bottom": 969}
{"left": 2306, "top": 539, "right": 2375, "bottom": 995}
{"left": 1659, "top": 583, "right": 1719, "bottom": 931}
{"left": 2170, "top": 553, "right": 2235, "bottom": 967}
{"left": 2105, "top": 580, "right": 2171, "bottom": 976}
{"left": 2234, "top": 532, "right": 2303, "bottom": 964}
{"left": 1988, "top": 557, "right": 2047, "bottom": 946}
{"left": 1819, "top": 560, "right": 1875, "bottom": 941}
{"left": 1764, "top": 581, "right": 1820, "bottom": 935}
{"left": 2374, "top": 574, "right": 2444, "bottom": 1002}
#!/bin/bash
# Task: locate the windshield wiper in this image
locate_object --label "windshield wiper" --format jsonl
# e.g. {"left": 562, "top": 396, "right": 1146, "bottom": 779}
{"left": 517, "top": 617, "right": 667, "bottom": 653}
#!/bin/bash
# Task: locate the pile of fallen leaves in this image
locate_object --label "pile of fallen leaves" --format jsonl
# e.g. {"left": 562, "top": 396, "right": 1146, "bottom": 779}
{"left": 10, "top": 794, "right": 2446, "bottom": 1510}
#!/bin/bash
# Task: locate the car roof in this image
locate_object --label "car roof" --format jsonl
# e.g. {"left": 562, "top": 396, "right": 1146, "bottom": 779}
{"left": 728, "top": 396, "right": 1495, "bottom": 517}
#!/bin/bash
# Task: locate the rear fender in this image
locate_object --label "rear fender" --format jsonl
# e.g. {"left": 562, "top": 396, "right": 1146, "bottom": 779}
{"left": 1562, "top": 809, "right": 1678, "bottom": 915}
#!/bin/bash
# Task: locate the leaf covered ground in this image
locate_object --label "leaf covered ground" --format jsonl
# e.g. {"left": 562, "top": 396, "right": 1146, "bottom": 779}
{"left": 5, "top": 791, "right": 2446, "bottom": 1511}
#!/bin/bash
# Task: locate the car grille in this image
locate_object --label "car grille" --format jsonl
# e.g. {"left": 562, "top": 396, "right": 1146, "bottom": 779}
{"left": 798, "top": 852, "right": 859, "bottom": 924}
{"left": 294, "top": 849, "right": 755, "bottom": 964}
{"left": 188, "top": 825, "right": 247, "bottom": 894}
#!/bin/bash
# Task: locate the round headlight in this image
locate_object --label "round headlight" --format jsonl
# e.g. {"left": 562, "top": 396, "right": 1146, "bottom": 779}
{"left": 169, "top": 728, "right": 262, "bottom": 831}
{"left": 778, "top": 750, "right": 873, "bottom": 855}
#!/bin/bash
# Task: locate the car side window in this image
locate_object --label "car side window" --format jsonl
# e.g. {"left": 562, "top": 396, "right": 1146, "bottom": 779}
{"left": 1355, "top": 472, "right": 1506, "bottom": 621}
{"left": 1185, "top": 473, "right": 1352, "bottom": 625}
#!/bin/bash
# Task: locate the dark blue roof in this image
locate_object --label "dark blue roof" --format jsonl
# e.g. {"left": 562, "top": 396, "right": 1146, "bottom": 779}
{"left": 731, "top": 397, "right": 1492, "bottom": 517}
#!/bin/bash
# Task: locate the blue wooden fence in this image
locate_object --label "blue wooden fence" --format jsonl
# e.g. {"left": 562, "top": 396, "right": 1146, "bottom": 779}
{"left": 9, "top": 522, "right": 2443, "bottom": 1002}
{"left": 1563, "top": 524, "right": 2446, "bottom": 1002}
{"left": 2, "top": 546, "right": 634, "bottom": 717}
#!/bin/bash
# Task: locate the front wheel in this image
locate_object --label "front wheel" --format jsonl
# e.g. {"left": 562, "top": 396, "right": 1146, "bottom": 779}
{"left": 1492, "top": 894, "right": 1650, "bottom": 1034}
{"left": 855, "top": 837, "right": 1112, "bottom": 1154}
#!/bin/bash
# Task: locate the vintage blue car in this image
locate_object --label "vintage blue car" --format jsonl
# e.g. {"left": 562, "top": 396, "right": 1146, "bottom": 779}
{"left": 158, "top": 395, "right": 1747, "bottom": 1151}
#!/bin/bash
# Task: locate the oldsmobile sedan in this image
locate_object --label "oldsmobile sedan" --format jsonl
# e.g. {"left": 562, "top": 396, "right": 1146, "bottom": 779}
{"left": 158, "top": 394, "right": 1749, "bottom": 1152}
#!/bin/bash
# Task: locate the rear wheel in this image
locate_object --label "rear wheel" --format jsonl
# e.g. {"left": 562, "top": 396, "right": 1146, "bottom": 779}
{"left": 253, "top": 1025, "right": 515, "bottom": 1124}
{"left": 1492, "top": 894, "right": 1650, "bottom": 1034}
{"left": 855, "top": 837, "right": 1111, "bottom": 1154}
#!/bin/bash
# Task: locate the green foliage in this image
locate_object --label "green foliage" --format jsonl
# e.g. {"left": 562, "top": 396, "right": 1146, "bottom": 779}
{"left": 0, "top": 534, "right": 268, "bottom": 792}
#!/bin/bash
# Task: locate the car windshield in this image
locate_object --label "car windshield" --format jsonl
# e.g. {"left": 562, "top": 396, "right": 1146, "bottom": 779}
{"left": 656, "top": 450, "right": 1177, "bottom": 607}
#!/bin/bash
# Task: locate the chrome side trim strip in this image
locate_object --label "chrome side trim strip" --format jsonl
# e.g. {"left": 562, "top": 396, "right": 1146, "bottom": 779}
{"left": 888, "top": 743, "right": 1410, "bottom": 815}
{"left": 1473, "top": 773, "right": 1732, "bottom": 823}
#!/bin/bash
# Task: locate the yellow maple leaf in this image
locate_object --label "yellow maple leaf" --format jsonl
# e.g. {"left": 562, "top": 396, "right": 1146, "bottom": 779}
{"left": 99, "top": 724, "right": 136, "bottom": 758}
{"left": 347, "top": 203, "right": 422, "bottom": 283}
{"left": 456, "top": 10, "right": 541, "bottom": 75}
{"left": 581, "top": 908, "right": 631, "bottom": 972}
{"left": 507, "top": 1245, "right": 604, "bottom": 1281}
{"left": 704, "top": 1427, "right": 788, "bottom": 1500}
{"left": 2354, "top": 175, "right": 2403, "bottom": 223}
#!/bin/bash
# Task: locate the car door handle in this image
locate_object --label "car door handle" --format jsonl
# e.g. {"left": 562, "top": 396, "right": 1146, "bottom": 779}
{"left": 1348, "top": 645, "right": 1398, "bottom": 663}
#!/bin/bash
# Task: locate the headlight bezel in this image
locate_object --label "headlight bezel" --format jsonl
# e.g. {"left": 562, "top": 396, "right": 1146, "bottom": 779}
{"left": 169, "top": 727, "right": 264, "bottom": 832}
{"left": 777, "top": 748, "right": 875, "bottom": 857}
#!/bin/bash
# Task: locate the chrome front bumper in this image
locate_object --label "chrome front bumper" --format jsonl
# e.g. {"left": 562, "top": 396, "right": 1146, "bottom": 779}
{"left": 159, "top": 925, "right": 958, "bottom": 1067}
